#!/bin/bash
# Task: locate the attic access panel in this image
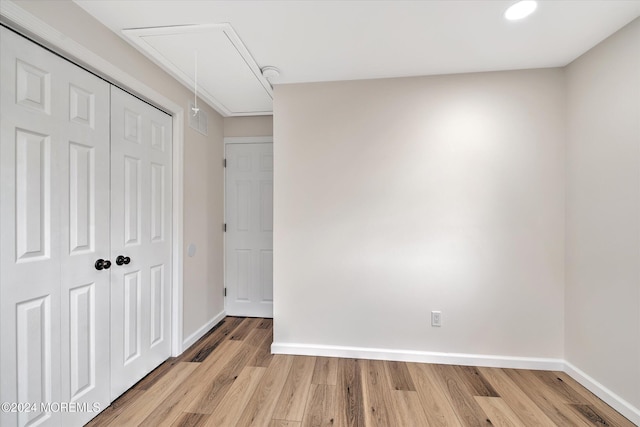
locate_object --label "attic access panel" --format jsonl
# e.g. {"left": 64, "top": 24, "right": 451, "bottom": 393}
{"left": 123, "top": 24, "right": 273, "bottom": 116}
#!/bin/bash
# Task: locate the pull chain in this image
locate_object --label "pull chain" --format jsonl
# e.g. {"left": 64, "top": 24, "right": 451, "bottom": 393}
{"left": 192, "top": 50, "right": 200, "bottom": 116}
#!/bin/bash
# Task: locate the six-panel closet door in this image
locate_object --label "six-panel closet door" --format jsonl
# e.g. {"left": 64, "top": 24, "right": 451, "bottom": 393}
{"left": 0, "top": 27, "right": 111, "bottom": 427}
{"left": 1, "top": 27, "right": 173, "bottom": 426}
{"left": 109, "top": 86, "right": 172, "bottom": 400}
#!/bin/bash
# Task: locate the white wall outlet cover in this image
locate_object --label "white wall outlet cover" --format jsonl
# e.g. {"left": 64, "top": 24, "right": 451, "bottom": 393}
{"left": 187, "top": 243, "right": 197, "bottom": 257}
{"left": 431, "top": 311, "right": 442, "bottom": 327}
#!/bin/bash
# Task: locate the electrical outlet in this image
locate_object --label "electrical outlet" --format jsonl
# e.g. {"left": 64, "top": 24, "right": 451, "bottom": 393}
{"left": 431, "top": 311, "right": 442, "bottom": 327}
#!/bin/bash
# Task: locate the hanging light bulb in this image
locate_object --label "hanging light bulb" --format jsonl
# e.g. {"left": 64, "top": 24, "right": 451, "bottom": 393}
{"left": 192, "top": 50, "right": 200, "bottom": 116}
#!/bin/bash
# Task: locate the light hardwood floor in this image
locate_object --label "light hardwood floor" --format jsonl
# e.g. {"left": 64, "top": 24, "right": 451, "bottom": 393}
{"left": 86, "top": 317, "right": 634, "bottom": 427}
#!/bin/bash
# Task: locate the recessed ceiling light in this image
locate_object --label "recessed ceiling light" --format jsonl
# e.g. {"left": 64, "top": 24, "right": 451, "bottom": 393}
{"left": 504, "top": 0, "right": 537, "bottom": 21}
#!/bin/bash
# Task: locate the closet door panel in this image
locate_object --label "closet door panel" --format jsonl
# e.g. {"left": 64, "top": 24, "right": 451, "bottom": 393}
{"left": 1, "top": 27, "right": 111, "bottom": 427}
{"left": 1, "top": 27, "right": 64, "bottom": 427}
{"left": 110, "top": 86, "right": 172, "bottom": 400}
{"left": 59, "top": 54, "right": 111, "bottom": 427}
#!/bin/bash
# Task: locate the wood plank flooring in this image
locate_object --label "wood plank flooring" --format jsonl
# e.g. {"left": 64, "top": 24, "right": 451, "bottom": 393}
{"left": 86, "top": 317, "right": 635, "bottom": 427}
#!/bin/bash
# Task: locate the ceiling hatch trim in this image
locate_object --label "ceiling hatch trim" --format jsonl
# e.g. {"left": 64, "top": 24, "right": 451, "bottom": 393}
{"left": 123, "top": 23, "right": 273, "bottom": 117}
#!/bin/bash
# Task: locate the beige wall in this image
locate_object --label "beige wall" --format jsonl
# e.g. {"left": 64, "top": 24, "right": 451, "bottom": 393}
{"left": 566, "top": 18, "right": 640, "bottom": 412}
{"left": 11, "top": 0, "right": 226, "bottom": 342}
{"left": 224, "top": 115, "right": 273, "bottom": 137}
{"left": 273, "top": 69, "right": 566, "bottom": 358}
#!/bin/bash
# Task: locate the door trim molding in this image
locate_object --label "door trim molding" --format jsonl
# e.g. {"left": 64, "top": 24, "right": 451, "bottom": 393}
{"left": 0, "top": 0, "right": 185, "bottom": 356}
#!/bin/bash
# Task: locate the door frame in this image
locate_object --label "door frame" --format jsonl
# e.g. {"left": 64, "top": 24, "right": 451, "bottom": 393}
{"left": 223, "top": 136, "right": 274, "bottom": 316}
{"left": 0, "top": 2, "right": 186, "bottom": 356}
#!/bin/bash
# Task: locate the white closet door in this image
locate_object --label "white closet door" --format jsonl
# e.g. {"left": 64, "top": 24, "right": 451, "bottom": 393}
{"left": 0, "top": 27, "right": 111, "bottom": 427}
{"left": 225, "top": 143, "right": 274, "bottom": 317}
{"left": 58, "top": 45, "right": 111, "bottom": 427}
{"left": 109, "top": 86, "right": 172, "bottom": 400}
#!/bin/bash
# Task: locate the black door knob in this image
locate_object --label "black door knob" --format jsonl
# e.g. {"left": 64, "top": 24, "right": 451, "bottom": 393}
{"left": 95, "top": 259, "right": 106, "bottom": 270}
{"left": 116, "top": 255, "right": 132, "bottom": 266}
{"left": 103, "top": 260, "right": 111, "bottom": 269}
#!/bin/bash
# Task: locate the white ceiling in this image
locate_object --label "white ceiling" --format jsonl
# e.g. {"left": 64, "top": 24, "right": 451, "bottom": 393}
{"left": 123, "top": 24, "right": 275, "bottom": 116}
{"left": 75, "top": 0, "right": 640, "bottom": 116}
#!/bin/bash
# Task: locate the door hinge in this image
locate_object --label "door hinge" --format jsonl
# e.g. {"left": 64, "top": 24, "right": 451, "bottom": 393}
{"left": 224, "top": 287, "right": 227, "bottom": 297}
{"left": 223, "top": 223, "right": 227, "bottom": 232}
{"left": 223, "top": 158, "right": 227, "bottom": 168}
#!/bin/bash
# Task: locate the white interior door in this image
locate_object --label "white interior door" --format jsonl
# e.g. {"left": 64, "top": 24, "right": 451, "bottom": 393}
{"left": 225, "top": 143, "right": 273, "bottom": 317}
{"left": 0, "top": 27, "right": 111, "bottom": 427}
{"left": 58, "top": 40, "right": 111, "bottom": 427}
{"left": 109, "top": 86, "right": 173, "bottom": 400}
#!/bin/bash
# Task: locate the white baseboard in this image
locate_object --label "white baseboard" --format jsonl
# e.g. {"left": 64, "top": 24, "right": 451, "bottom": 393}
{"left": 564, "top": 361, "right": 640, "bottom": 426}
{"left": 271, "top": 342, "right": 564, "bottom": 371}
{"left": 181, "top": 310, "right": 226, "bottom": 352}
